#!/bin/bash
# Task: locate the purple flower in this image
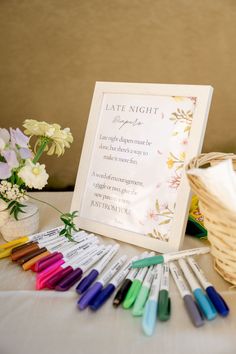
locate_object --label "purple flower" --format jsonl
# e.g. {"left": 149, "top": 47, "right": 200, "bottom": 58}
{"left": 2, "top": 149, "right": 19, "bottom": 169}
{"left": 0, "top": 162, "right": 11, "bottom": 179}
{"left": 19, "top": 147, "right": 33, "bottom": 159}
{"left": 10, "top": 128, "right": 29, "bottom": 148}
{"left": 0, "top": 128, "right": 10, "bottom": 151}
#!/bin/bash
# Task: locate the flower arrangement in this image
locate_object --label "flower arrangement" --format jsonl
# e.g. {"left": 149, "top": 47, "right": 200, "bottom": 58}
{"left": 0, "top": 119, "right": 78, "bottom": 240}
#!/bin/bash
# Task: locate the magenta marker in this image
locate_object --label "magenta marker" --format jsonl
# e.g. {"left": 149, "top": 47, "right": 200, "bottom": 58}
{"left": 36, "top": 242, "right": 99, "bottom": 289}
{"left": 76, "top": 244, "right": 120, "bottom": 294}
{"left": 54, "top": 245, "right": 112, "bottom": 291}
{"left": 78, "top": 255, "right": 127, "bottom": 310}
{"left": 45, "top": 245, "right": 110, "bottom": 290}
{"left": 34, "top": 234, "right": 97, "bottom": 272}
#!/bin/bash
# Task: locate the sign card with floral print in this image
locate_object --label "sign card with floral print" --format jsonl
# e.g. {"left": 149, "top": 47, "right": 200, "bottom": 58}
{"left": 71, "top": 82, "right": 213, "bottom": 252}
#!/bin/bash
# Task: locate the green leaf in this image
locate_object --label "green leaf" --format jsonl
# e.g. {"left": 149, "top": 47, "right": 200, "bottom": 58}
{"left": 7, "top": 200, "right": 16, "bottom": 209}
{"left": 159, "top": 219, "right": 171, "bottom": 225}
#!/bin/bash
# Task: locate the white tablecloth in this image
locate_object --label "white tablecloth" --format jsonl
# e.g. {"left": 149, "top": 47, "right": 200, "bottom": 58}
{"left": 0, "top": 192, "right": 235, "bottom": 354}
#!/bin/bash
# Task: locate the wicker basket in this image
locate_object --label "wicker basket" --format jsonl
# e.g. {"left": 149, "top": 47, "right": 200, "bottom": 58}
{"left": 186, "top": 152, "right": 236, "bottom": 286}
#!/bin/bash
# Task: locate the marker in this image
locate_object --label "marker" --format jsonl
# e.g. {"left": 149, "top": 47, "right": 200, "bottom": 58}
{"left": 158, "top": 263, "right": 171, "bottom": 321}
{"left": 187, "top": 257, "right": 229, "bottom": 317}
{"left": 43, "top": 243, "right": 108, "bottom": 290}
{"left": 113, "top": 257, "right": 139, "bottom": 307}
{"left": 77, "top": 255, "right": 127, "bottom": 310}
{"left": 34, "top": 235, "right": 97, "bottom": 273}
{"left": 15, "top": 236, "right": 75, "bottom": 266}
{"left": 123, "top": 252, "right": 154, "bottom": 309}
{"left": 54, "top": 245, "right": 110, "bottom": 291}
{"left": 170, "top": 262, "right": 204, "bottom": 327}
{"left": 76, "top": 244, "right": 120, "bottom": 294}
{"left": 132, "top": 247, "right": 210, "bottom": 268}
{"left": 36, "top": 242, "right": 99, "bottom": 290}
{"left": 132, "top": 265, "right": 154, "bottom": 316}
{"left": 89, "top": 258, "right": 135, "bottom": 311}
{"left": 142, "top": 265, "right": 162, "bottom": 336}
{"left": 10, "top": 230, "right": 87, "bottom": 262}
{"left": 0, "top": 226, "right": 64, "bottom": 253}
{"left": 178, "top": 259, "right": 217, "bottom": 320}
{"left": 22, "top": 239, "right": 74, "bottom": 271}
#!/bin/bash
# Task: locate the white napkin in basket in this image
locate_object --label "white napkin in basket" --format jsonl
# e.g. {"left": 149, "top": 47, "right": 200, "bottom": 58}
{"left": 187, "top": 159, "right": 236, "bottom": 213}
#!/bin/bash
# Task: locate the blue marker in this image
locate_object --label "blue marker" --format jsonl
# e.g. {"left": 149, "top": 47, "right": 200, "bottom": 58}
{"left": 77, "top": 255, "right": 127, "bottom": 310}
{"left": 76, "top": 244, "right": 120, "bottom": 294}
{"left": 178, "top": 258, "right": 217, "bottom": 320}
{"left": 89, "top": 258, "right": 135, "bottom": 311}
{"left": 187, "top": 256, "right": 229, "bottom": 317}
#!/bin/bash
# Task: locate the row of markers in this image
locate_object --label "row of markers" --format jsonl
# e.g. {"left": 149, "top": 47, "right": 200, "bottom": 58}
{"left": 0, "top": 226, "right": 229, "bottom": 336}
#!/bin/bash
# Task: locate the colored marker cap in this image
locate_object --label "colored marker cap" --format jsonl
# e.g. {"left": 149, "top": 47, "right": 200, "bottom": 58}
{"left": 113, "top": 279, "right": 132, "bottom": 308}
{"left": 132, "top": 255, "right": 164, "bottom": 268}
{"left": 55, "top": 268, "right": 83, "bottom": 291}
{"left": 132, "top": 286, "right": 150, "bottom": 317}
{"left": 89, "top": 283, "right": 115, "bottom": 311}
{"left": 142, "top": 299, "right": 158, "bottom": 336}
{"left": 206, "top": 286, "right": 229, "bottom": 317}
{"left": 35, "top": 252, "right": 63, "bottom": 272}
{"left": 0, "top": 236, "right": 28, "bottom": 250}
{"left": 17, "top": 247, "right": 47, "bottom": 265}
{"left": 122, "top": 279, "right": 142, "bottom": 309}
{"left": 78, "top": 282, "right": 103, "bottom": 310}
{"left": 183, "top": 294, "right": 205, "bottom": 327}
{"left": 158, "top": 289, "right": 171, "bottom": 321}
{"left": 193, "top": 288, "right": 217, "bottom": 321}
{"left": 76, "top": 269, "right": 99, "bottom": 294}
{"left": 45, "top": 267, "right": 73, "bottom": 289}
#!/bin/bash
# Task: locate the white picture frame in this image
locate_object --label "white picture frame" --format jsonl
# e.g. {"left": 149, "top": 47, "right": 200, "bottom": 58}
{"left": 71, "top": 82, "right": 213, "bottom": 252}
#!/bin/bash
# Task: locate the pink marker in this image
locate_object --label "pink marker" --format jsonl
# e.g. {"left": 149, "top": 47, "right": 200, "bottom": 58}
{"left": 36, "top": 243, "right": 100, "bottom": 290}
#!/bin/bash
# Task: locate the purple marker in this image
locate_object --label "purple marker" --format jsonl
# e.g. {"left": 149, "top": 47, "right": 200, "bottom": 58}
{"left": 54, "top": 245, "right": 111, "bottom": 291}
{"left": 76, "top": 244, "right": 120, "bottom": 294}
{"left": 77, "top": 255, "right": 127, "bottom": 310}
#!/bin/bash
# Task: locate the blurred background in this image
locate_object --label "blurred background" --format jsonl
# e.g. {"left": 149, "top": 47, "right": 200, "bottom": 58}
{"left": 0, "top": 0, "right": 235, "bottom": 190}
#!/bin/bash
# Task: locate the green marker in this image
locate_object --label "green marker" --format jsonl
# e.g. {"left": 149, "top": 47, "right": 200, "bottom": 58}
{"left": 131, "top": 247, "right": 211, "bottom": 268}
{"left": 123, "top": 252, "right": 154, "bottom": 309}
{"left": 132, "top": 265, "right": 154, "bottom": 316}
{"left": 158, "top": 263, "right": 171, "bottom": 321}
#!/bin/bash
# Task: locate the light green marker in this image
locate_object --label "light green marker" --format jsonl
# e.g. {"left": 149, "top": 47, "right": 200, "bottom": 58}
{"left": 132, "top": 265, "right": 154, "bottom": 316}
{"left": 123, "top": 252, "right": 154, "bottom": 309}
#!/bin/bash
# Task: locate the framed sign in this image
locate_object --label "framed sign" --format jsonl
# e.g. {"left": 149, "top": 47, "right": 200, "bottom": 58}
{"left": 71, "top": 82, "right": 213, "bottom": 252}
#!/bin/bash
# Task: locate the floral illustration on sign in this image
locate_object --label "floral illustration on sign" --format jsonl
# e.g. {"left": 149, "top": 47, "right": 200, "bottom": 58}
{"left": 147, "top": 199, "right": 174, "bottom": 241}
{"left": 145, "top": 97, "right": 196, "bottom": 242}
{"left": 166, "top": 152, "right": 186, "bottom": 171}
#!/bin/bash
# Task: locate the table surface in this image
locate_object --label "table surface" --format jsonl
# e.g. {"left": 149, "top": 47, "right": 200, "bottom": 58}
{"left": 0, "top": 192, "right": 235, "bottom": 354}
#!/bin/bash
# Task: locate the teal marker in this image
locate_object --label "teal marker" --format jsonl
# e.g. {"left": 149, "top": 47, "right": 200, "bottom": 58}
{"left": 132, "top": 247, "right": 210, "bottom": 268}
{"left": 132, "top": 265, "right": 154, "bottom": 316}
{"left": 178, "top": 258, "right": 217, "bottom": 321}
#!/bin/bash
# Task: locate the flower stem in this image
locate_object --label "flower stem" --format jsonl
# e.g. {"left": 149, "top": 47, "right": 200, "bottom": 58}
{"left": 27, "top": 194, "right": 63, "bottom": 215}
{"left": 33, "top": 139, "right": 49, "bottom": 164}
